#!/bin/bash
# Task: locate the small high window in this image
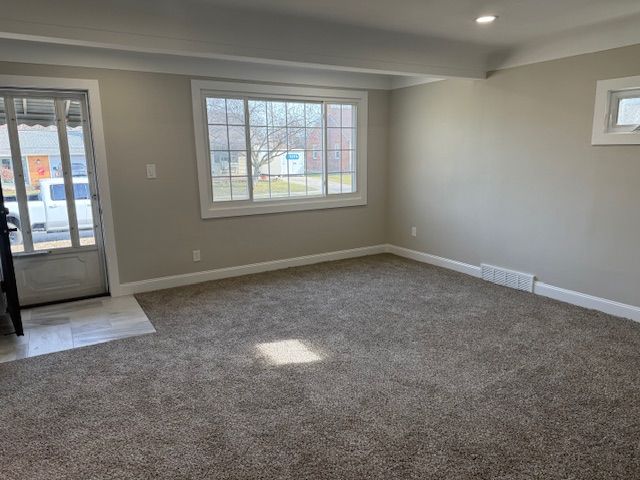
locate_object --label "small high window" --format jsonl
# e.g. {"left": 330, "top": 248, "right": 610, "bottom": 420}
{"left": 592, "top": 75, "right": 640, "bottom": 145}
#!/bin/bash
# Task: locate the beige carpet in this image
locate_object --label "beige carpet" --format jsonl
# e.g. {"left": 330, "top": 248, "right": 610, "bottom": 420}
{"left": 1, "top": 254, "right": 639, "bottom": 479}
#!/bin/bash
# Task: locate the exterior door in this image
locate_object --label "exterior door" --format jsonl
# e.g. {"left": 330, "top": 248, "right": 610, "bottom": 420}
{"left": 0, "top": 91, "right": 108, "bottom": 306}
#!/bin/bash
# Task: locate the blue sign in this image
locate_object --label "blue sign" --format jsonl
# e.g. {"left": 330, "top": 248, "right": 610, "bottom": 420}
{"left": 286, "top": 153, "right": 300, "bottom": 160}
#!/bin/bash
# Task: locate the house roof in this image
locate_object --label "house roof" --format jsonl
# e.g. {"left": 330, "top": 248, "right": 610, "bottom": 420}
{"left": 0, "top": 126, "right": 87, "bottom": 157}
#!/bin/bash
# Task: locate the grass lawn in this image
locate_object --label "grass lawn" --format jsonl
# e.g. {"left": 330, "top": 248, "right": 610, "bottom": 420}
{"left": 328, "top": 173, "right": 353, "bottom": 186}
{"left": 213, "top": 174, "right": 353, "bottom": 200}
{"left": 253, "top": 179, "right": 307, "bottom": 195}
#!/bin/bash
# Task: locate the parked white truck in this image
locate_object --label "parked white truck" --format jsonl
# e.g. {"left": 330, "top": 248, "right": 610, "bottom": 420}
{"left": 5, "top": 177, "right": 94, "bottom": 244}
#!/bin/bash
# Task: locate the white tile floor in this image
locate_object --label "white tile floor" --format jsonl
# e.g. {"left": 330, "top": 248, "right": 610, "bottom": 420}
{"left": 0, "top": 295, "right": 155, "bottom": 364}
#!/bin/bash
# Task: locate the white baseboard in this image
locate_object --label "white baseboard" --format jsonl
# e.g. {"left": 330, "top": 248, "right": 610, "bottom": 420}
{"left": 115, "top": 241, "right": 640, "bottom": 323}
{"left": 117, "top": 244, "right": 387, "bottom": 295}
{"left": 385, "top": 244, "right": 640, "bottom": 323}
{"left": 385, "top": 245, "right": 482, "bottom": 278}
{"left": 532, "top": 282, "right": 640, "bottom": 322}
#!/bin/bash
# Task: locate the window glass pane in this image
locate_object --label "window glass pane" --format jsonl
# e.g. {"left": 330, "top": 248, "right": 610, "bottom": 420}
{"left": 305, "top": 128, "right": 322, "bottom": 150}
{"left": 267, "top": 101, "right": 287, "bottom": 127}
{"left": 253, "top": 175, "right": 271, "bottom": 200}
{"left": 341, "top": 104, "right": 355, "bottom": 128}
{"left": 269, "top": 175, "right": 290, "bottom": 198}
{"left": 285, "top": 151, "right": 305, "bottom": 174}
{"left": 208, "top": 125, "right": 228, "bottom": 150}
{"left": 64, "top": 99, "right": 96, "bottom": 246}
{"left": 341, "top": 128, "right": 355, "bottom": 150}
{"left": 327, "top": 128, "right": 341, "bottom": 149}
{"left": 206, "top": 98, "right": 227, "bottom": 124}
{"left": 306, "top": 174, "right": 323, "bottom": 195}
{"left": 341, "top": 172, "right": 355, "bottom": 194}
{"left": 306, "top": 103, "right": 322, "bottom": 127}
{"left": 0, "top": 99, "right": 23, "bottom": 253}
{"left": 288, "top": 129, "right": 305, "bottom": 150}
{"left": 268, "top": 127, "right": 287, "bottom": 152}
{"left": 327, "top": 104, "right": 341, "bottom": 128}
{"left": 287, "top": 175, "right": 307, "bottom": 196}
{"left": 341, "top": 150, "right": 356, "bottom": 171}
{"left": 225, "top": 99, "right": 245, "bottom": 125}
{"left": 211, "top": 151, "right": 230, "bottom": 176}
{"left": 231, "top": 176, "right": 249, "bottom": 200}
{"left": 305, "top": 151, "right": 323, "bottom": 174}
{"left": 327, "top": 151, "right": 341, "bottom": 173}
{"left": 327, "top": 173, "right": 343, "bottom": 194}
{"left": 212, "top": 177, "right": 231, "bottom": 201}
{"left": 229, "top": 151, "right": 248, "bottom": 176}
{"left": 228, "top": 126, "right": 246, "bottom": 150}
{"left": 287, "top": 102, "right": 306, "bottom": 127}
{"left": 250, "top": 151, "right": 271, "bottom": 177}
{"left": 617, "top": 97, "right": 640, "bottom": 126}
{"left": 14, "top": 98, "right": 72, "bottom": 251}
{"left": 250, "top": 127, "right": 268, "bottom": 152}
{"left": 248, "top": 100, "right": 267, "bottom": 126}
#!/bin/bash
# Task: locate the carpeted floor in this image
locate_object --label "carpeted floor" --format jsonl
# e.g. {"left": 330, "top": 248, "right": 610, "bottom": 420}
{"left": 1, "top": 254, "right": 640, "bottom": 479}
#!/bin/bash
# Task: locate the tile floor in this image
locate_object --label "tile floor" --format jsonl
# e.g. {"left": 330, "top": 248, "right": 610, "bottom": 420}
{"left": 0, "top": 295, "right": 155, "bottom": 364}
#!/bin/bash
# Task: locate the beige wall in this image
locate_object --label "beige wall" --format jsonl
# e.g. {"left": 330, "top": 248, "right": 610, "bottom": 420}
{"left": 0, "top": 62, "right": 388, "bottom": 283}
{"left": 389, "top": 44, "right": 640, "bottom": 306}
{"left": 3, "top": 42, "right": 640, "bottom": 307}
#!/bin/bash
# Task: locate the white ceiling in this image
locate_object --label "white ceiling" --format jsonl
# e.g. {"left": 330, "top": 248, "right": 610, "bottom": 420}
{"left": 1, "top": 0, "right": 640, "bottom": 88}
{"left": 198, "top": 0, "right": 640, "bottom": 48}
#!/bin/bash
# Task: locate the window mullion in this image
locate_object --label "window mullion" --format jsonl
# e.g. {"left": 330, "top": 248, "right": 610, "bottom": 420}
{"left": 242, "top": 97, "right": 254, "bottom": 201}
{"left": 323, "top": 102, "right": 328, "bottom": 196}
{"left": 285, "top": 102, "right": 290, "bottom": 197}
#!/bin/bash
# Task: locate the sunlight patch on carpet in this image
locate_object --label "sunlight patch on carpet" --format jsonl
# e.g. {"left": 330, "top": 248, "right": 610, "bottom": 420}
{"left": 256, "top": 339, "right": 322, "bottom": 365}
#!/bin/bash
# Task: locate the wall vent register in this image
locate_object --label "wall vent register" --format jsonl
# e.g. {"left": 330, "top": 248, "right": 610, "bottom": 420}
{"left": 481, "top": 264, "right": 535, "bottom": 293}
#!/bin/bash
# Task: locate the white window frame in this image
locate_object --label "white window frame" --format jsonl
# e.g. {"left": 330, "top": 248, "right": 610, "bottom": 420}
{"left": 592, "top": 74, "right": 640, "bottom": 145}
{"left": 191, "top": 80, "right": 368, "bottom": 219}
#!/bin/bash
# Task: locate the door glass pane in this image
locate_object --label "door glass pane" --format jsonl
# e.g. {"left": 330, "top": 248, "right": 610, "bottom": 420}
{"left": 64, "top": 99, "right": 96, "bottom": 246}
{"left": 14, "top": 97, "right": 72, "bottom": 251}
{"left": 0, "top": 98, "right": 24, "bottom": 253}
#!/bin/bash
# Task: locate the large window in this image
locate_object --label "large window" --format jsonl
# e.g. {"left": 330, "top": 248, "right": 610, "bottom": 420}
{"left": 192, "top": 81, "right": 367, "bottom": 218}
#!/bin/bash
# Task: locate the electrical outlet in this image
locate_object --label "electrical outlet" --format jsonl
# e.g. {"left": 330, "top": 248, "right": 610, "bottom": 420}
{"left": 411, "top": 226, "right": 417, "bottom": 237}
{"left": 146, "top": 163, "right": 157, "bottom": 179}
{"left": 192, "top": 250, "right": 201, "bottom": 262}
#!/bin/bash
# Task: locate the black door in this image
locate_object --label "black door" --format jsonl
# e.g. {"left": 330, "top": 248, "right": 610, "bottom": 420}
{"left": 0, "top": 186, "right": 22, "bottom": 336}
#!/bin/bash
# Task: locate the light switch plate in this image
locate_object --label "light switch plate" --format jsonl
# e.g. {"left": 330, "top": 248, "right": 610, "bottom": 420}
{"left": 192, "top": 250, "right": 201, "bottom": 262}
{"left": 146, "top": 163, "right": 157, "bottom": 179}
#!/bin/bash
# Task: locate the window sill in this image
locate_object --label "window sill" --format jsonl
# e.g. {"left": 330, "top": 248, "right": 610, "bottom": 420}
{"left": 201, "top": 194, "right": 367, "bottom": 219}
{"left": 591, "top": 130, "right": 640, "bottom": 145}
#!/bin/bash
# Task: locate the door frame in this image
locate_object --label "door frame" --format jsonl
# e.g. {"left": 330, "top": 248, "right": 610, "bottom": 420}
{"left": 0, "top": 75, "right": 121, "bottom": 296}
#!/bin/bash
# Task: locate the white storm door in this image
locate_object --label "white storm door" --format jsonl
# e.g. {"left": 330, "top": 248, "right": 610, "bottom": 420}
{"left": 0, "top": 91, "right": 108, "bottom": 306}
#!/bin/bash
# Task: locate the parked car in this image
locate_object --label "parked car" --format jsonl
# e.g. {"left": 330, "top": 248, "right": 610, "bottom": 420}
{"left": 71, "top": 162, "right": 88, "bottom": 177}
{"left": 5, "top": 177, "right": 94, "bottom": 245}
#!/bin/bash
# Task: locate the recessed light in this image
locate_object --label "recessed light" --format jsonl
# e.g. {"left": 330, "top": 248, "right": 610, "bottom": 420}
{"left": 476, "top": 15, "right": 497, "bottom": 24}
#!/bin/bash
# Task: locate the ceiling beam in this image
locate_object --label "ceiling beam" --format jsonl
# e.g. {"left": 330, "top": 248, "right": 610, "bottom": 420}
{"left": 0, "top": 0, "right": 489, "bottom": 79}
